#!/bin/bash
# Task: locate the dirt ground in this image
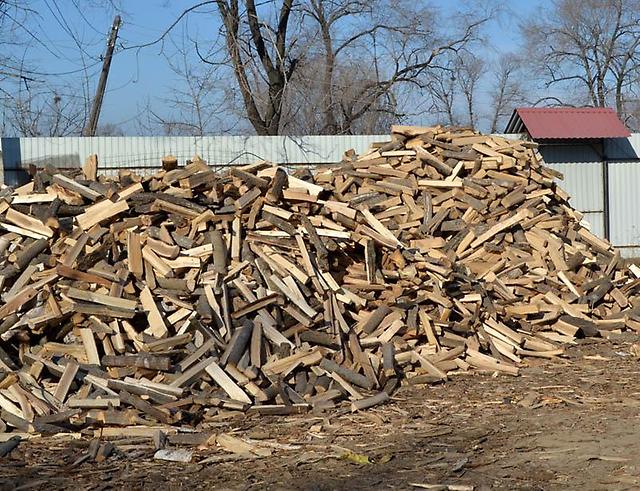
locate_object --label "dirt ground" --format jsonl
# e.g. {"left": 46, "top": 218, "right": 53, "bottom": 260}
{"left": 2, "top": 334, "right": 640, "bottom": 491}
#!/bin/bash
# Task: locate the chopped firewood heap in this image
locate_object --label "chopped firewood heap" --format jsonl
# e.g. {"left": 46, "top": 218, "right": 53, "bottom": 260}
{"left": 0, "top": 124, "right": 638, "bottom": 436}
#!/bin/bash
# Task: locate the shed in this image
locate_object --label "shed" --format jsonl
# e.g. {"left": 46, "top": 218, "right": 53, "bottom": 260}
{"left": 504, "top": 107, "right": 640, "bottom": 254}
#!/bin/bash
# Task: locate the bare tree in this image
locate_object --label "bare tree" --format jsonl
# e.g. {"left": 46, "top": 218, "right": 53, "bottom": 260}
{"left": 488, "top": 53, "right": 527, "bottom": 132}
{"left": 456, "top": 53, "right": 483, "bottom": 129}
{"left": 425, "top": 62, "right": 458, "bottom": 126}
{"left": 294, "top": 0, "right": 404, "bottom": 134}
{"left": 145, "top": 38, "right": 239, "bottom": 136}
{"left": 0, "top": 1, "right": 122, "bottom": 136}
{"left": 280, "top": 57, "right": 399, "bottom": 134}
{"left": 6, "top": 88, "right": 87, "bottom": 136}
{"left": 424, "top": 52, "right": 484, "bottom": 129}
{"left": 95, "top": 122, "right": 125, "bottom": 136}
{"left": 208, "top": 0, "right": 298, "bottom": 136}
{"left": 523, "top": 0, "right": 640, "bottom": 126}
{"left": 0, "top": 1, "right": 36, "bottom": 83}
{"left": 291, "top": 0, "right": 490, "bottom": 134}
{"left": 135, "top": 1, "right": 490, "bottom": 135}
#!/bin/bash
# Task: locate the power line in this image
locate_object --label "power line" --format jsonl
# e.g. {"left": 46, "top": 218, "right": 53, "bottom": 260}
{"left": 70, "top": 0, "right": 109, "bottom": 36}
{"left": 120, "top": 1, "right": 217, "bottom": 51}
{"left": 1, "top": 7, "right": 66, "bottom": 59}
{"left": 46, "top": 0, "right": 98, "bottom": 61}
{"left": 0, "top": 58, "right": 104, "bottom": 79}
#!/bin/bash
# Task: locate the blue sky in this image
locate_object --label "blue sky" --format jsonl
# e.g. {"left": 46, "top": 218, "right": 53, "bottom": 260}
{"left": 13, "top": 0, "right": 545, "bottom": 133}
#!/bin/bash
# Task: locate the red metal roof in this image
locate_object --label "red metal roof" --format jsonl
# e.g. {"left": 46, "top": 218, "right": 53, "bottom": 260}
{"left": 504, "top": 107, "right": 630, "bottom": 139}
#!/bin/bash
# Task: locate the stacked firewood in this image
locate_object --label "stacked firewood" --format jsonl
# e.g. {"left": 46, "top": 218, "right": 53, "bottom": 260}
{"left": 0, "top": 125, "right": 638, "bottom": 436}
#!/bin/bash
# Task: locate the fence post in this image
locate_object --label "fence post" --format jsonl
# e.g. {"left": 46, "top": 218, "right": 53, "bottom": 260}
{"left": 603, "top": 158, "right": 610, "bottom": 241}
{"left": 0, "top": 138, "right": 4, "bottom": 186}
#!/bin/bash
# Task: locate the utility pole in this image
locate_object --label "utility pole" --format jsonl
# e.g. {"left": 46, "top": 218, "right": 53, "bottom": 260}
{"left": 83, "top": 15, "right": 122, "bottom": 137}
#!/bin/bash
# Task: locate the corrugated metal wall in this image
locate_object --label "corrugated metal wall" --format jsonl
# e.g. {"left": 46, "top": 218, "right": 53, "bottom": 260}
{"left": 0, "top": 135, "right": 388, "bottom": 185}
{"left": 608, "top": 162, "right": 640, "bottom": 256}
{"left": 604, "top": 136, "right": 640, "bottom": 257}
{"left": 539, "top": 136, "right": 640, "bottom": 257}
{"left": 547, "top": 161, "right": 605, "bottom": 237}
{"left": 540, "top": 144, "right": 606, "bottom": 238}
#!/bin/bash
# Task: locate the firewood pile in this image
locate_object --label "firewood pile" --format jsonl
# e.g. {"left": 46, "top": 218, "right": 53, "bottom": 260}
{"left": 0, "top": 125, "right": 638, "bottom": 437}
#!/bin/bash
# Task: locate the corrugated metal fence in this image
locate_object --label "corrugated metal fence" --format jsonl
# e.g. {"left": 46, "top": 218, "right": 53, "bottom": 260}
{"left": 0, "top": 135, "right": 387, "bottom": 185}
{"left": 3, "top": 133, "right": 640, "bottom": 256}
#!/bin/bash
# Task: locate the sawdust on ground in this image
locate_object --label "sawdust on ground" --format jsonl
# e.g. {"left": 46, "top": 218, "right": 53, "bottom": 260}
{"left": 2, "top": 334, "right": 640, "bottom": 491}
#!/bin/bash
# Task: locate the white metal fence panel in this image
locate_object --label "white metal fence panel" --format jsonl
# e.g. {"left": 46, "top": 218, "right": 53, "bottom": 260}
{"left": 1, "top": 135, "right": 388, "bottom": 185}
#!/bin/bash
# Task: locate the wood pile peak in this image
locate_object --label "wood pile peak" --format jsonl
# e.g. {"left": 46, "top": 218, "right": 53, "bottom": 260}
{"left": 0, "top": 124, "right": 639, "bottom": 437}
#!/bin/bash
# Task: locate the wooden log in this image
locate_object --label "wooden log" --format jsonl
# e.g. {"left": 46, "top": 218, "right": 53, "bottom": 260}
{"left": 140, "top": 287, "right": 169, "bottom": 338}
{"left": 119, "top": 390, "right": 172, "bottom": 424}
{"left": 53, "top": 360, "right": 79, "bottom": 403}
{"left": 221, "top": 322, "right": 254, "bottom": 366}
{"left": 56, "top": 264, "right": 113, "bottom": 288}
{"left": 127, "top": 231, "right": 144, "bottom": 278}
{"left": 13, "top": 238, "right": 48, "bottom": 270}
{"left": 5, "top": 208, "right": 54, "bottom": 238}
{"left": 231, "top": 293, "right": 282, "bottom": 319}
{"left": 0, "top": 436, "right": 21, "bottom": 457}
{"left": 204, "top": 361, "right": 252, "bottom": 404}
{"left": 66, "top": 287, "right": 137, "bottom": 311}
{"left": 361, "top": 305, "right": 392, "bottom": 334}
{"left": 350, "top": 391, "right": 389, "bottom": 412}
{"left": 80, "top": 328, "right": 101, "bottom": 365}
{"left": 469, "top": 208, "right": 532, "bottom": 250}
{"left": 0, "top": 287, "right": 37, "bottom": 318}
{"left": 52, "top": 174, "right": 102, "bottom": 201}
{"left": 319, "top": 358, "right": 373, "bottom": 390}
{"left": 77, "top": 199, "right": 129, "bottom": 230}
{"left": 67, "top": 398, "right": 121, "bottom": 409}
{"left": 83, "top": 154, "right": 98, "bottom": 181}
{"left": 102, "top": 354, "right": 171, "bottom": 371}
{"left": 170, "top": 357, "right": 215, "bottom": 388}
{"left": 266, "top": 167, "right": 288, "bottom": 203}
{"left": 230, "top": 168, "right": 269, "bottom": 190}
{"left": 210, "top": 229, "right": 228, "bottom": 274}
